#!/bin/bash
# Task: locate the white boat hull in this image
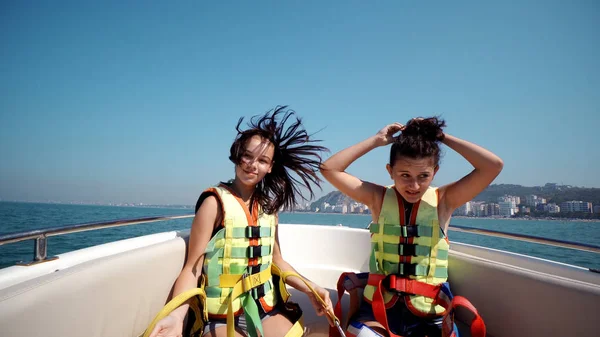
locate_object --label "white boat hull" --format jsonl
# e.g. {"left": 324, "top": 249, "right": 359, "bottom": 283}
{"left": 0, "top": 224, "right": 598, "bottom": 337}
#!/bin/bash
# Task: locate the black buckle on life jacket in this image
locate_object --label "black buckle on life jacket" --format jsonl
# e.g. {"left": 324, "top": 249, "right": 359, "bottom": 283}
{"left": 247, "top": 246, "right": 265, "bottom": 258}
{"left": 396, "top": 263, "right": 417, "bottom": 276}
{"left": 246, "top": 226, "right": 261, "bottom": 238}
{"left": 398, "top": 244, "right": 417, "bottom": 256}
{"left": 251, "top": 283, "right": 267, "bottom": 299}
{"left": 249, "top": 265, "right": 261, "bottom": 275}
{"left": 402, "top": 225, "right": 420, "bottom": 237}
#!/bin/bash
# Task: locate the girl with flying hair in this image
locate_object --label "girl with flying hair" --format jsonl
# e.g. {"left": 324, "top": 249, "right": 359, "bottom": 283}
{"left": 148, "top": 106, "right": 334, "bottom": 337}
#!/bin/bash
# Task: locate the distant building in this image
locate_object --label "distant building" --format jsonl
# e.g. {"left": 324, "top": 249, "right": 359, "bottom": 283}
{"left": 499, "top": 201, "right": 516, "bottom": 217}
{"left": 485, "top": 203, "right": 500, "bottom": 216}
{"left": 455, "top": 202, "right": 472, "bottom": 216}
{"left": 593, "top": 205, "right": 600, "bottom": 214}
{"left": 560, "top": 201, "right": 592, "bottom": 213}
{"left": 525, "top": 195, "right": 546, "bottom": 207}
{"left": 499, "top": 195, "right": 521, "bottom": 206}
{"left": 536, "top": 203, "right": 547, "bottom": 212}
{"left": 350, "top": 202, "right": 368, "bottom": 214}
{"left": 547, "top": 203, "right": 560, "bottom": 213}
{"left": 538, "top": 203, "right": 560, "bottom": 213}
{"left": 525, "top": 195, "right": 537, "bottom": 206}
{"left": 472, "top": 202, "right": 486, "bottom": 217}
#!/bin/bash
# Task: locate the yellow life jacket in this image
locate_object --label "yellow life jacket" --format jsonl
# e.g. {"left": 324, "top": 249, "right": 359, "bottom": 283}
{"left": 362, "top": 185, "right": 450, "bottom": 317}
{"left": 143, "top": 182, "right": 324, "bottom": 337}
{"left": 202, "top": 183, "right": 278, "bottom": 318}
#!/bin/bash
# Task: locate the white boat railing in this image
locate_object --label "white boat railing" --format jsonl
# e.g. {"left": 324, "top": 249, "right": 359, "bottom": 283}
{"left": 1, "top": 214, "right": 599, "bottom": 268}
{"left": 0, "top": 214, "right": 195, "bottom": 265}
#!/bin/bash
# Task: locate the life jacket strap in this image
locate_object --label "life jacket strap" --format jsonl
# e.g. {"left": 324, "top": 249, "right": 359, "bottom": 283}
{"left": 222, "top": 267, "right": 272, "bottom": 337}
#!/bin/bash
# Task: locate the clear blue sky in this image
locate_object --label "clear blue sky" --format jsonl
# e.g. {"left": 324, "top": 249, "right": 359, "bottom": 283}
{"left": 1, "top": 1, "right": 598, "bottom": 205}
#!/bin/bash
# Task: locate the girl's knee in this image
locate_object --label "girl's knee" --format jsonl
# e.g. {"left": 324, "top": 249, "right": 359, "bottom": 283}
{"left": 260, "top": 313, "right": 293, "bottom": 337}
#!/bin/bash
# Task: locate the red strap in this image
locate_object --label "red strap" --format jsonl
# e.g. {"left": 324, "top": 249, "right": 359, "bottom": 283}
{"left": 367, "top": 273, "right": 386, "bottom": 286}
{"left": 330, "top": 272, "right": 354, "bottom": 337}
{"left": 388, "top": 275, "right": 442, "bottom": 301}
{"left": 333, "top": 273, "right": 486, "bottom": 337}
{"left": 373, "top": 275, "right": 486, "bottom": 337}
{"left": 371, "top": 277, "right": 404, "bottom": 337}
{"left": 345, "top": 273, "right": 361, "bottom": 290}
{"left": 369, "top": 274, "right": 441, "bottom": 301}
{"left": 447, "top": 296, "right": 486, "bottom": 337}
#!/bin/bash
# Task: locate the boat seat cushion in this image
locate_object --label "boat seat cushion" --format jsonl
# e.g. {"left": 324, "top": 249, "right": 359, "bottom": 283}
{"left": 0, "top": 236, "right": 187, "bottom": 337}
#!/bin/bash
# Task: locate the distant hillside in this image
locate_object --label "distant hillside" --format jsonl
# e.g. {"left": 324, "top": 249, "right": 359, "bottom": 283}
{"left": 310, "top": 191, "right": 357, "bottom": 210}
{"left": 472, "top": 184, "right": 600, "bottom": 205}
{"left": 312, "top": 184, "right": 600, "bottom": 208}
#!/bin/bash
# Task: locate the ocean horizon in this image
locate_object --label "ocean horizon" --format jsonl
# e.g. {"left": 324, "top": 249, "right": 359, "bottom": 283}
{"left": 1, "top": 201, "right": 598, "bottom": 271}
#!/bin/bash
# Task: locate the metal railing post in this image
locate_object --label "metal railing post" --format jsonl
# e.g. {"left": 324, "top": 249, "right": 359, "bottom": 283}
{"left": 34, "top": 235, "right": 47, "bottom": 262}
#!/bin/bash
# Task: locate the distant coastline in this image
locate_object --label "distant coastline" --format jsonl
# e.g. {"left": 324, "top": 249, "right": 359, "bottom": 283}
{"left": 451, "top": 215, "right": 543, "bottom": 221}
{"left": 2, "top": 201, "right": 598, "bottom": 222}
{"left": 452, "top": 215, "right": 600, "bottom": 223}
{"left": 0, "top": 200, "right": 193, "bottom": 210}
{"left": 285, "top": 210, "right": 600, "bottom": 222}
{"left": 284, "top": 211, "right": 371, "bottom": 216}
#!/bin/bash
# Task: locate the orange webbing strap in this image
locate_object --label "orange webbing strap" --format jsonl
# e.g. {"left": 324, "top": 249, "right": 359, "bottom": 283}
{"left": 371, "top": 276, "right": 404, "bottom": 337}
{"left": 387, "top": 274, "right": 442, "bottom": 300}
{"left": 331, "top": 273, "right": 350, "bottom": 337}
{"left": 330, "top": 272, "right": 368, "bottom": 337}
{"left": 371, "top": 276, "right": 445, "bottom": 337}
{"left": 372, "top": 276, "right": 486, "bottom": 337}
{"left": 442, "top": 296, "right": 486, "bottom": 337}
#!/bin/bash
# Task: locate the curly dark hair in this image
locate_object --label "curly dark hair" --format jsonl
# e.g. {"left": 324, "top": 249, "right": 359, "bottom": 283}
{"left": 229, "top": 106, "right": 328, "bottom": 214}
{"left": 390, "top": 116, "right": 446, "bottom": 167}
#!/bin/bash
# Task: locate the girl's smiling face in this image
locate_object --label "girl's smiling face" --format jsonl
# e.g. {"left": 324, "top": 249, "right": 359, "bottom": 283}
{"left": 235, "top": 135, "right": 274, "bottom": 187}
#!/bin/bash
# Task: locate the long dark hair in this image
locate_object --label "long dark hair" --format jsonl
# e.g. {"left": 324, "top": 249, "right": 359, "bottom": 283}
{"left": 229, "top": 106, "right": 328, "bottom": 214}
{"left": 390, "top": 117, "right": 446, "bottom": 166}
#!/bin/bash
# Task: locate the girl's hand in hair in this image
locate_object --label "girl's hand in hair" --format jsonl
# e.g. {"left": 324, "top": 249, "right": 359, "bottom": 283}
{"left": 375, "top": 123, "right": 404, "bottom": 147}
